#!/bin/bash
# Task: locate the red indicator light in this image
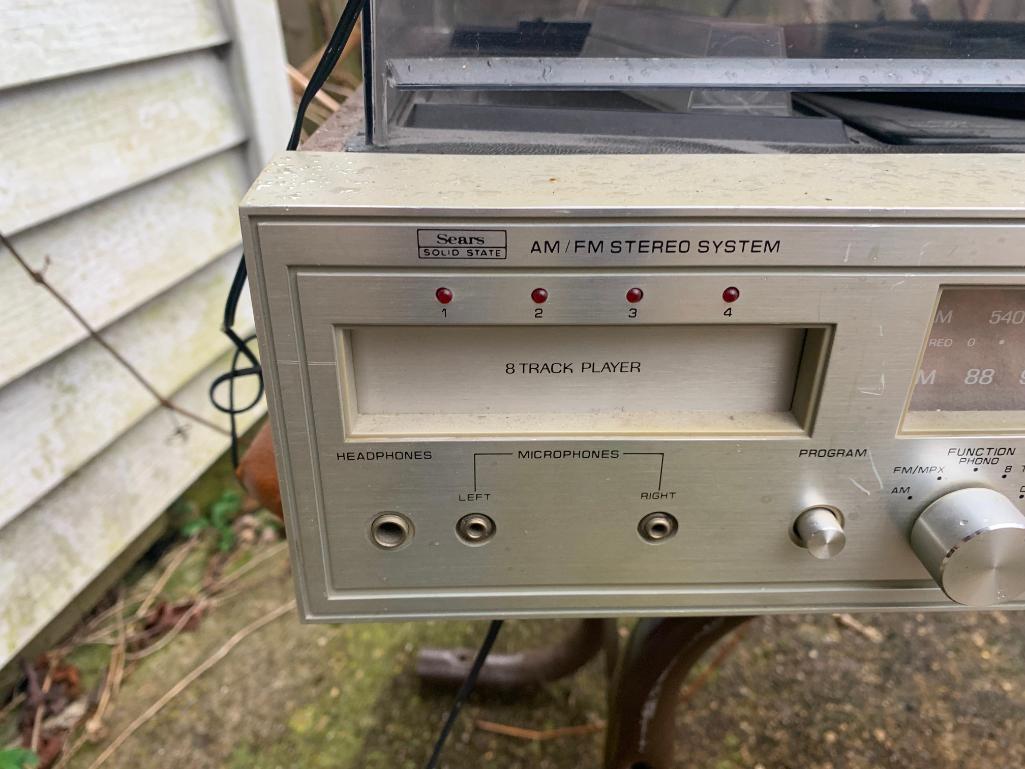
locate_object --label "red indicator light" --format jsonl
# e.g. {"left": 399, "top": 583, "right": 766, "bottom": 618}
{"left": 722, "top": 286, "right": 741, "bottom": 303}
{"left": 626, "top": 287, "right": 644, "bottom": 304}
{"left": 531, "top": 287, "right": 549, "bottom": 304}
{"left": 435, "top": 287, "right": 453, "bottom": 304}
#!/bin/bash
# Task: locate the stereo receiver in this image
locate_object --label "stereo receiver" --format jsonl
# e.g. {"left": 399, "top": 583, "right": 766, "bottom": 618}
{"left": 242, "top": 151, "right": 1025, "bottom": 621}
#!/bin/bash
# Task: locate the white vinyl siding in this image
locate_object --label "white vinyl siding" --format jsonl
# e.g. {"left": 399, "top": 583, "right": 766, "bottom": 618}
{"left": 0, "top": 0, "right": 291, "bottom": 671}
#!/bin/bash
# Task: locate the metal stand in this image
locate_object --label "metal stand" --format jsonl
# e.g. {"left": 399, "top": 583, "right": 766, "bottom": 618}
{"left": 417, "top": 616, "right": 752, "bottom": 769}
{"left": 417, "top": 618, "right": 619, "bottom": 688}
{"left": 603, "top": 617, "right": 752, "bottom": 769}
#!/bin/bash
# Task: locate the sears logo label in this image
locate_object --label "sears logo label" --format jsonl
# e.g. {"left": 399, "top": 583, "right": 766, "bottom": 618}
{"left": 418, "top": 229, "right": 507, "bottom": 259}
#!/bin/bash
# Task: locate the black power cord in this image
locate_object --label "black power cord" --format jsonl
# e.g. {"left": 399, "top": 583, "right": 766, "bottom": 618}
{"left": 424, "top": 620, "right": 505, "bottom": 769}
{"left": 213, "top": 5, "right": 503, "bottom": 768}
{"left": 210, "top": 0, "right": 367, "bottom": 468}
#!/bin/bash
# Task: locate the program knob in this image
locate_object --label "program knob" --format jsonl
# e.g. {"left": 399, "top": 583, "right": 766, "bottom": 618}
{"left": 910, "top": 488, "right": 1025, "bottom": 607}
{"left": 794, "top": 507, "right": 846, "bottom": 560}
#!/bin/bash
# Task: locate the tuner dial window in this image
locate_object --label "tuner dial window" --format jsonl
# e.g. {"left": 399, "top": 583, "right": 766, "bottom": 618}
{"left": 905, "top": 287, "right": 1025, "bottom": 434}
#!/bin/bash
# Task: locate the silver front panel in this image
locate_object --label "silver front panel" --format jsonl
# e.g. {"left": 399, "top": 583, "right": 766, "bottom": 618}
{"left": 242, "top": 154, "right": 1025, "bottom": 621}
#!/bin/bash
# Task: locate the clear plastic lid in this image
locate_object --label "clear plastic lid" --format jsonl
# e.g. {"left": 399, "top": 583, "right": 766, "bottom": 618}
{"left": 365, "top": 1, "right": 1025, "bottom": 150}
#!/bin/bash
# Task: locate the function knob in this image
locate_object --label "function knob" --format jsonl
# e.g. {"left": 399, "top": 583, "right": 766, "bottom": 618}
{"left": 910, "top": 488, "right": 1025, "bottom": 607}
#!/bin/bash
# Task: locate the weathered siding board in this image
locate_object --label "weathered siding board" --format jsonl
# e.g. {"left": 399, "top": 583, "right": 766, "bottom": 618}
{"left": 0, "top": 355, "right": 263, "bottom": 666}
{"left": 0, "top": 0, "right": 229, "bottom": 91}
{"left": 0, "top": 149, "right": 251, "bottom": 387}
{"left": 0, "top": 252, "right": 254, "bottom": 528}
{"left": 0, "top": 50, "right": 246, "bottom": 236}
{"left": 0, "top": 0, "right": 289, "bottom": 673}
{"left": 217, "top": 0, "right": 294, "bottom": 169}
